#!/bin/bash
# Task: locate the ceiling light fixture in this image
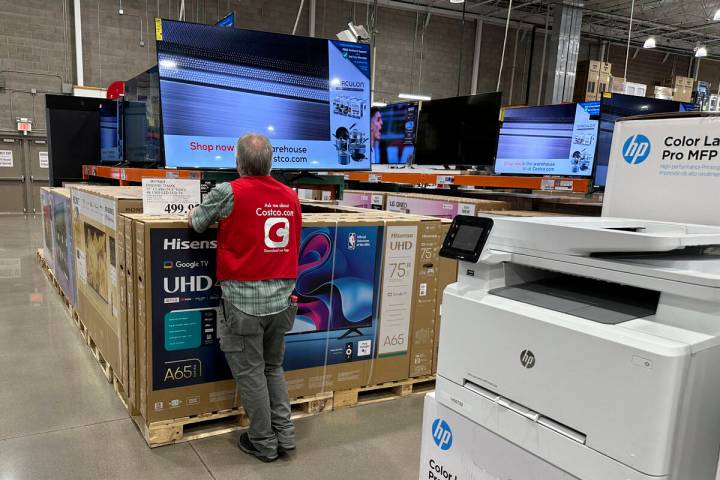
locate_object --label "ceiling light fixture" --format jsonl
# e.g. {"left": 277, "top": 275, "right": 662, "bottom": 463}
{"left": 450, "top": 0, "right": 465, "bottom": 3}
{"left": 696, "top": 46, "right": 708, "bottom": 57}
{"left": 399, "top": 93, "right": 432, "bottom": 101}
{"left": 371, "top": 102, "right": 388, "bottom": 107}
{"left": 714, "top": 8, "right": 720, "bottom": 21}
{"left": 643, "top": 37, "right": 656, "bottom": 49}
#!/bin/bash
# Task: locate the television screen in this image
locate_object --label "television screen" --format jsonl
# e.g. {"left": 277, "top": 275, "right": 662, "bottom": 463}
{"left": 124, "top": 67, "right": 162, "bottom": 164}
{"left": 371, "top": 102, "right": 418, "bottom": 165}
{"left": 99, "top": 100, "right": 123, "bottom": 163}
{"left": 494, "top": 101, "right": 600, "bottom": 176}
{"left": 156, "top": 20, "right": 372, "bottom": 170}
{"left": 413, "top": 92, "right": 502, "bottom": 167}
{"left": 595, "top": 93, "right": 687, "bottom": 186}
{"left": 215, "top": 11, "right": 235, "bottom": 27}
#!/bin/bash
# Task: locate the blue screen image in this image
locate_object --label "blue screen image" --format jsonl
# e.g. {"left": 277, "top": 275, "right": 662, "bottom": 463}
{"left": 495, "top": 102, "right": 599, "bottom": 176}
{"left": 157, "top": 20, "right": 371, "bottom": 170}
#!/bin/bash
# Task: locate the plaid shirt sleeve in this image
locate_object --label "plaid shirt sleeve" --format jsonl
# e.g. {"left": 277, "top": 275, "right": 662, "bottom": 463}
{"left": 191, "top": 182, "right": 234, "bottom": 233}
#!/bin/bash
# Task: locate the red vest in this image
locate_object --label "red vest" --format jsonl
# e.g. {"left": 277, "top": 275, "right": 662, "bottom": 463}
{"left": 216, "top": 176, "right": 302, "bottom": 281}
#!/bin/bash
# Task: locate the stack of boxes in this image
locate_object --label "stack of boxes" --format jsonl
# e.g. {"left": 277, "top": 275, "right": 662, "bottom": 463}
{"left": 40, "top": 187, "right": 78, "bottom": 307}
{"left": 574, "top": 60, "right": 612, "bottom": 102}
{"left": 115, "top": 206, "right": 454, "bottom": 425}
{"left": 667, "top": 75, "right": 694, "bottom": 103}
{"left": 338, "top": 190, "right": 387, "bottom": 210}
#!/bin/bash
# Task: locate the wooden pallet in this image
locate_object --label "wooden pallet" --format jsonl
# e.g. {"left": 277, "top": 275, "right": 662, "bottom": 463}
{"left": 133, "top": 391, "right": 334, "bottom": 448}
{"left": 334, "top": 375, "right": 436, "bottom": 409}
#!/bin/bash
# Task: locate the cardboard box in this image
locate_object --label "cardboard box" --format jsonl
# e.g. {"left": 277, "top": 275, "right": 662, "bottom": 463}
{"left": 125, "top": 212, "right": 430, "bottom": 422}
{"left": 574, "top": 61, "right": 611, "bottom": 102}
{"left": 407, "top": 220, "right": 444, "bottom": 378}
{"left": 673, "top": 87, "right": 693, "bottom": 103}
{"left": 610, "top": 76, "right": 626, "bottom": 94}
{"left": 624, "top": 82, "right": 647, "bottom": 97}
{"left": 654, "top": 86, "right": 673, "bottom": 100}
{"left": 433, "top": 223, "right": 456, "bottom": 375}
{"left": 50, "top": 188, "right": 77, "bottom": 306}
{"left": 71, "top": 185, "right": 143, "bottom": 390}
{"left": 419, "top": 393, "right": 574, "bottom": 480}
{"left": 339, "top": 190, "right": 386, "bottom": 210}
{"left": 386, "top": 193, "right": 510, "bottom": 219}
{"left": 40, "top": 187, "right": 55, "bottom": 272}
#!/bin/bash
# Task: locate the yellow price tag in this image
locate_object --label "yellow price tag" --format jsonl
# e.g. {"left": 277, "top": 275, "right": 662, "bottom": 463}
{"left": 603, "top": 92, "right": 612, "bottom": 98}
{"left": 155, "top": 18, "right": 163, "bottom": 41}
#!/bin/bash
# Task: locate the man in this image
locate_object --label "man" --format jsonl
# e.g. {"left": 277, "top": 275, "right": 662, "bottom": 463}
{"left": 189, "top": 133, "right": 302, "bottom": 463}
{"left": 370, "top": 106, "right": 383, "bottom": 164}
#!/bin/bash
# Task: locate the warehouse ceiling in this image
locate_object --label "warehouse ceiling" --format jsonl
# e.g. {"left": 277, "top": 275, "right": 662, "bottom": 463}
{"left": 360, "top": 0, "right": 720, "bottom": 59}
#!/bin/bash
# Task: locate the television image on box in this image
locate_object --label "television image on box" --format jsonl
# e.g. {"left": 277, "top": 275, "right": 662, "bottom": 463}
{"left": 84, "top": 223, "right": 108, "bottom": 303}
{"left": 494, "top": 101, "right": 600, "bottom": 176}
{"left": 414, "top": 92, "right": 502, "bottom": 167}
{"left": 99, "top": 100, "right": 123, "bottom": 163}
{"left": 52, "top": 194, "right": 76, "bottom": 306}
{"left": 156, "top": 20, "right": 371, "bottom": 170}
{"left": 42, "top": 195, "right": 53, "bottom": 259}
{"left": 290, "top": 226, "right": 381, "bottom": 338}
{"left": 595, "top": 93, "right": 686, "bottom": 186}
{"left": 372, "top": 102, "right": 418, "bottom": 165}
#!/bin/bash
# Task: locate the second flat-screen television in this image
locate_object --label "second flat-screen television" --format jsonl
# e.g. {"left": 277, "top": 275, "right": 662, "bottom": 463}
{"left": 413, "top": 92, "right": 502, "bottom": 167}
{"left": 156, "top": 19, "right": 372, "bottom": 170}
{"left": 371, "top": 102, "right": 418, "bottom": 165}
{"left": 99, "top": 100, "right": 123, "bottom": 163}
{"left": 595, "top": 93, "right": 692, "bottom": 186}
{"left": 494, "top": 101, "right": 600, "bottom": 177}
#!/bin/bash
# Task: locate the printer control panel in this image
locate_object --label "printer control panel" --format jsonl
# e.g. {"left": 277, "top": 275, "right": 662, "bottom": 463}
{"left": 440, "top": 216, "right": 494, "bottom": 263}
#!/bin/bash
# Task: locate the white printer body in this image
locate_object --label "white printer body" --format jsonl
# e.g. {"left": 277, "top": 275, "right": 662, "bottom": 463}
{"left": 435, "top": 216, "right": 720, "bottom": 480}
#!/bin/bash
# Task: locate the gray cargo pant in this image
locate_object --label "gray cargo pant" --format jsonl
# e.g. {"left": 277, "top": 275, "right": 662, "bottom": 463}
{"left": 219, "top": 301, "right": 297, "bottom": 457}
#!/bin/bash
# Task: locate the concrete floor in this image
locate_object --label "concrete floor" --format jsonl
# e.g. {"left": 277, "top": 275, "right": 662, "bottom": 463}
{"left": 0, "top": 215, "right": 424, "bottom": 480}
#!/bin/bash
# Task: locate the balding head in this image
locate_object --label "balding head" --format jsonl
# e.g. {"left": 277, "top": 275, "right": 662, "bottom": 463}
{"left": 236, "top": 133, "right": 273, "bottom": 176}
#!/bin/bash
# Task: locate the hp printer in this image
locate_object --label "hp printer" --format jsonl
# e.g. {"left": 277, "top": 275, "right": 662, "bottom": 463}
{"left": 435, "top": 216, "right": 720, "bottom": 480}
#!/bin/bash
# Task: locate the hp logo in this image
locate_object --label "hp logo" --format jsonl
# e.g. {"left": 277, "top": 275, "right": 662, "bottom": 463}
{"left": 520, "top": 350, "right": 536, "bottom": 369}
{"left": 431, "top": 418, "right": 453, "bottom": 450}
{"left": 622, "top": 135, "right": 651, "bottom": 165}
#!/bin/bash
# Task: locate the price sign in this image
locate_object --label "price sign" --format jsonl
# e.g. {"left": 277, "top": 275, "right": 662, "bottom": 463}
{"left": 142, "top": 178, "right": 201, "bottom": 216}
{"left": 436, "top": 175, "right": 454, "bottom": 185}
{"left": 368, "top": 174, "right": 382, "bottom": 183}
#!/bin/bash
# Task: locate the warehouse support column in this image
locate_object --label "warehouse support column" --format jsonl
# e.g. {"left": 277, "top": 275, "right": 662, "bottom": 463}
{"left": 309, "top": 0, "right": 316, "bottom": 37}
{"left": 73, "top": 0, "right": 84, "bottom": 86}
{"left": 543, "top": 1, "right": 583, "bottom": 104}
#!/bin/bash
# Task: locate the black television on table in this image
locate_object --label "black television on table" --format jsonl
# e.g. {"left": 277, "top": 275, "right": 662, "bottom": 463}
{"left": 413, "top": 91, "right": 502, "bottom": 167}
{"left": 595, "top": 93, "right": 692, "bottom": 186}
{"left": 494, "top": 101, "right": 600, "bottom": 177}
{"left": 99, "top": 100, "right": 123, "bottom": 163}
{"left": 371, "top": 102, "right": 418, "bottom": 165}
{"left": 156, "top": 19, "right": 372, "bottom": 170}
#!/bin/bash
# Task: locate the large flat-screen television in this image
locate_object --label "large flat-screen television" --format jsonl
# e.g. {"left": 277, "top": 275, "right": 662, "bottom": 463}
{"left": 371, "top": 102, "right": 418, "bottom": 165}
{"left": 99, "top": 100, "right": 123, "bottom": 163}
{"left": 124, "top": 67, "right": 162, "bottom": 164}
{"left": 413, "top": 92, "right": 502, "bottom": 167}
{"left": 156, "top": 19, "right": 372, "bottom": 170}
{"left": 595, "top": 93, "right": 692, "bottom": 186}
{"left": 494, "top": 101, "right": 600, "bottom": 176}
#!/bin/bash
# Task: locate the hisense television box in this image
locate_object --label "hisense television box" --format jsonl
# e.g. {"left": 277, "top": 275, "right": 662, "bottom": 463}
{"left": 71, "top": 185, "right": 143, "bottom": 390}
{"left": 124, "top": 212, "right": 433, "bottom": 422}
{"left": 40, "top": 187, "right": 55, "bottom": 272}
{"left": 50, "top": 188, "right": 77, "bottom": 306}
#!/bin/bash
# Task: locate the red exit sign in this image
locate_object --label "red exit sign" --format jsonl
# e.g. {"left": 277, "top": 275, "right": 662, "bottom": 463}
{"left": 17, "top": 121, "right": 32, "bottom": 132}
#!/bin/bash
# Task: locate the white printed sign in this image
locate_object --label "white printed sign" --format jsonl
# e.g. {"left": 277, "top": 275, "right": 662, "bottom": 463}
{"left": 603, "top": 115, "right": 720, "bottom": 226}
{"left": 39, "top": 151, "right": 49, "bottom": 169}
{"left": 378, "top": 225, "right": 418, "bottom": 356}
{"left": 142, "top": 178, "right": 201, "bottom": 216}
{"left": 0, "top": 150, "right": 13, "bottom": 167}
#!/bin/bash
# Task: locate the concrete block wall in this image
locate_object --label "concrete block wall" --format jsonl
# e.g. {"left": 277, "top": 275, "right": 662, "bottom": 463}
{"left": 5, "top": 0, "right": 720, "bottom": 137}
